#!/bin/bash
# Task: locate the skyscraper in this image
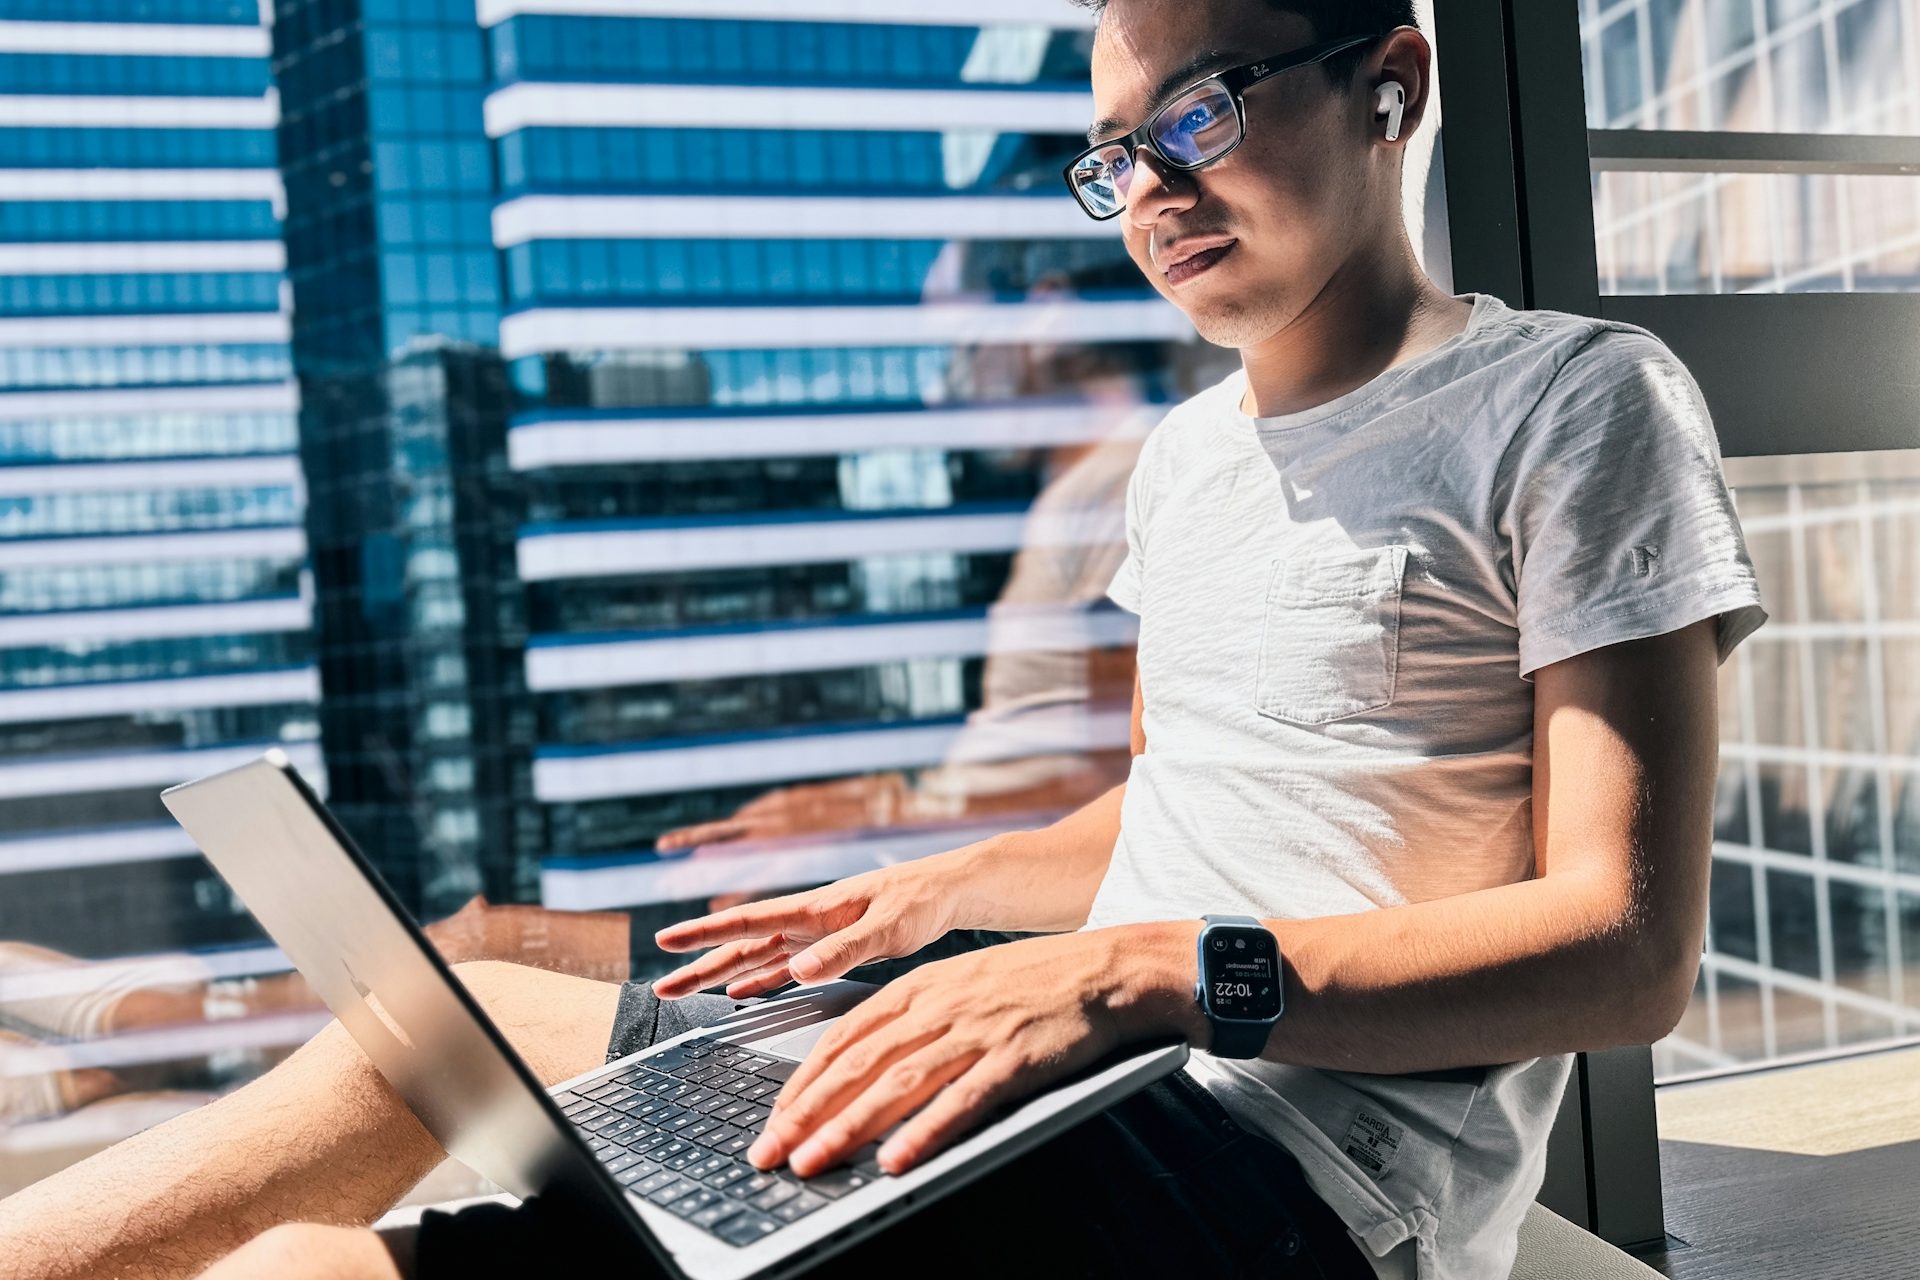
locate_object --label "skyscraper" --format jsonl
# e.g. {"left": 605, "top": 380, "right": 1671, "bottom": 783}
{"left": 0, "top": 0, "right": 318, "bottom": 957}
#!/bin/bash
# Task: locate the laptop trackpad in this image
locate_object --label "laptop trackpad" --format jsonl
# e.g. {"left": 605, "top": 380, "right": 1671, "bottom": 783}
{"left": 756, "top": 1020, "right": 835, "bottom": 1062}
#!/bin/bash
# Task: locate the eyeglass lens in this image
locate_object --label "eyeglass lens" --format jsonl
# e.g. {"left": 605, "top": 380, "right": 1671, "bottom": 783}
{"left": 1070, "top": 80, "right": 1241, "bottom": 216}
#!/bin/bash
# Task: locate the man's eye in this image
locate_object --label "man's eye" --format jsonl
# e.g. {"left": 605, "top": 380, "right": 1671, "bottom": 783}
{"left": 1180, "top": 104, "right": 1216, "bottom": 130}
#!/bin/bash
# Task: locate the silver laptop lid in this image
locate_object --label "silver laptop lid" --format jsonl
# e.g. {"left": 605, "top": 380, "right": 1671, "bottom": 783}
{"left": 161, "top": 750, "right": 687, "bottom": 1279}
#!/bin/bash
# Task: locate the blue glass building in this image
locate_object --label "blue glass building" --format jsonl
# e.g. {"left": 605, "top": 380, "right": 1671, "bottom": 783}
{"left": 0, "top": 0, "right": 319, "bottom": 955}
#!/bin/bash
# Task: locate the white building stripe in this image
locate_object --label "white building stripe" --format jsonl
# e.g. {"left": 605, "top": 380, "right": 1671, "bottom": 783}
{"left": 526, "top": 606, "right": 1137, "bottom": 690}
{"left": 0, "top": 93, "right": 278, "bottom": 130}
{"left": 0, "top": 168, "right": 283, "bottom": 202}
{"left": 0, "top": 597, "right": 310, "bottom": 648}
{"left": 0, "top": 525, "right": 305, "bottom": 570}
{"left": 0, "top": 667, "right": 319, "bottom": 725}
{"left": 0, "top": 1011, "right": 331, "bottom": 1075}
{"left": 0, "top": 455, "right": 301, "bottom": 498}
{"left": 491, "top": 194, "right": 1110, "bottom": 248}
{"left": 540, "top": 820, "right": 1034, "bottom": 912}
{"left": 0, "top": 739, "right": 323, "bottom": 800}
{"left": 518, "top": 508, "right": 1048, "bottom": 580}
{"left": 0, "top": 241, "right": 286, "bottom": 276}
{"left": 509, "top": 401, "right": 1141, "bottom": 468}
{"left": 499, "top": 298, "right": 1190, "bottom": 359}
{"left": 484, "top": 82, "right": 1091, "bottom": 139}
{"left": 0, "top": 381, "right": 298, "bottom": 422}
{"left": 533, "top": 704, "right": 1130, "bottom": 802}
{"left": 0, "top": 312, "right": 290, "bottom": 349}
{"left": 0, "top": 20, "right": 271, "bottom": 58}
{"left": 478, "top": 0, "right": 1094, "bottom": 28}
{"left": 0, "top": 823, "right": 201, "bottom": 875}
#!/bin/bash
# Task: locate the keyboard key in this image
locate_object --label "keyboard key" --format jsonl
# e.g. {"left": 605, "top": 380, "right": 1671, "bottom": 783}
{"left": 738, "top": 1082, "right": 779, "bottom": 1104}
{"left": 611, "top": 1068, "right": 656, "bottom": 1087}
{"left": 682, "top": 1065, "right": 725, "bottom": 1086}
{"left": 646, "top": 1178, "right": 703, "bottom": 1206}
{"left": 631, "top": 1171, "right": 680, "bottom": 1198}
{"left": 651, "top": 1138, "right": 693, "bottom": 1162}
{"left": 667, "top": 1188, "right": 722, "bottom": 1218}
{"left": 604, "top": 1152, "right": 643, "bottom": 1175}
{"left": 747, "top": 1182, "right": 801, "bottom": 1213}
{"left": 733, "top": 1105, "right": 772, "bottom": 1130}
{"left": 585, "top": 1081, "right": 633, "bottom": 1101}
{"left": 681, "top": 1119, "right": 721, "bottom": 1142}
{"left": 620, "top": 1130, "right": 669, "bottom": 1156}
{"left": 552, "top": 1091, "right": 585, "bottom": 1110}
{"left": 706, "top": 1163, "right": 754, "bottom": 1191}
{"left": 736, "top": 1056, "right": 776, "bottom": 1074}
{"left": 688, "top": 1154, "right": 732, "bottom": 1179}
{"left": 616, "top": 1160, "right": 661, "bottom": 1187}
{"left": 714, "top": 1211, "right": 782, "bottom": 1247}
{"left": 689, "top": 1201, "right": 747, "bottom": 1232}
{"left": 772, "top": 1191, "right": 829, "bottom": 1224}
{"left": 803, "top": 1166, "right": 874, "bottom": 1200}
{"left": 715, "top": 1133, "right": 754, "bottom": 1157}
{"left": 694, "top": 1094, "right": 737, "bottom": 1116}
{"left": 755, "top": 1060, "right": 797, "bottom": 1083}
{"left": 710, "top": 1100, "right": 750, "bottom": 1123}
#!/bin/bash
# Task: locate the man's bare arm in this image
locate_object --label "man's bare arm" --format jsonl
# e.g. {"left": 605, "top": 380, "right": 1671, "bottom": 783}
{"left": 1108, "top": 621, "right": 1720, "bottom": 1071}
{"left": 0, "top": 963, "right": 620, "bottom": 1280}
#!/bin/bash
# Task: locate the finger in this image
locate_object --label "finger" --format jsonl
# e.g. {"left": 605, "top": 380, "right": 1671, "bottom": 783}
{"left": 653, "top": 892, "right": 820, "bottom": 953}
{"left": 785, "top": 919, "right": 889, "bottom": 984}
{"left": 748, "top": 1009, "right": 926, "bottom": 1170}
{"left": 651, "top": 935, "right": 789, "bottom": 999}
{"left": 785, "top": 1044, "right": 979, "bottom": 1178}
{"left": 875, "top": 1057, "right": 1033, "bottom": 1175}
{"left": 655, "top": 819, "right": 747, "bottom": 852}
{"left": 723, "top": 959, "right": 798, "bottom": 1000}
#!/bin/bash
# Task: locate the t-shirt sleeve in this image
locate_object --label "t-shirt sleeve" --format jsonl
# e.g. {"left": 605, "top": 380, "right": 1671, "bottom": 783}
{"left": 1497, "top": 327, "right": 1768, "bottom": 679}
{"left": 1105, "top": 425, "right": 1157, "bottom": 615}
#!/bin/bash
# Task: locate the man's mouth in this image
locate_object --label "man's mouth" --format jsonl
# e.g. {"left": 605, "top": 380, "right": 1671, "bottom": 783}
{"left": 1163, "top": 239, "right": 1237, "bottom": 286}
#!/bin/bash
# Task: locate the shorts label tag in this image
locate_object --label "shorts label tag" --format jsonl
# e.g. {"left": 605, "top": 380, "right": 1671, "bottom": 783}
{"left": 1342, "top": 1108, "right": 1403, "bottom": 1180}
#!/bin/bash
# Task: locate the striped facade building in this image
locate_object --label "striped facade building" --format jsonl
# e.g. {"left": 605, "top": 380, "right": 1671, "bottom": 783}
{"left": 0, "top": 0, "right": 319, "bottom": 956}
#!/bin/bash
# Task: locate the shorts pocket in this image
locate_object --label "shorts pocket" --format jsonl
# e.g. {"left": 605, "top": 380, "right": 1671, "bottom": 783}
{"left": 1254, "top": 545, "right": 1408, "bottom": 726}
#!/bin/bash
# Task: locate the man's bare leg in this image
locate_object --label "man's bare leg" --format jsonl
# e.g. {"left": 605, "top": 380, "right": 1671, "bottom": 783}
{"left": 0, "top": 962, "right": 621, "bottom": 1280}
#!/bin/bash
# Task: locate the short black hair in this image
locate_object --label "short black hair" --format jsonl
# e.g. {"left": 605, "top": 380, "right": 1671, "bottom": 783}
{"left": 1070, "top": 0, "right": 1418, "bottom": 80}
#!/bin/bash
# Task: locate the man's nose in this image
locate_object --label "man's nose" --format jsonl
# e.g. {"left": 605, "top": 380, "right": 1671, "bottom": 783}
{"left": 1125, "top": 146, "right": 1199, "bottom": 227}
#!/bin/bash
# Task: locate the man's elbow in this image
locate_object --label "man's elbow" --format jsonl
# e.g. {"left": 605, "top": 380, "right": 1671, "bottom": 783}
{"left": 1617, "top": 931, "right": 1701, "bottom": 1046}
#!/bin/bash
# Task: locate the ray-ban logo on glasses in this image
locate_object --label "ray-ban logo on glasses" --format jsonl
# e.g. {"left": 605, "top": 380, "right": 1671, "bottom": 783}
{"left": 1249, "top": 62, "right": 1270, "bottom": 76}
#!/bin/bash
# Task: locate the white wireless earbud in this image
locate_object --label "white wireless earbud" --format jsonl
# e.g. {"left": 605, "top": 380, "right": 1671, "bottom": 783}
{"left": 1375, "top": 81, "right": 1407, "bottom": 142}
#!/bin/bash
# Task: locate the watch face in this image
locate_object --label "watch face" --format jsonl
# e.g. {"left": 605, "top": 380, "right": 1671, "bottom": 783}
{"left": 1203, "top": 927, "right": 1283, "bottom": 1020}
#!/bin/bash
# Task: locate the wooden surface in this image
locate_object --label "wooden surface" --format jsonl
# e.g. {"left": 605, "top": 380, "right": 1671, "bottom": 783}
{"left": 1638, "top": 1045, "right": 1920, "bottom": 1279}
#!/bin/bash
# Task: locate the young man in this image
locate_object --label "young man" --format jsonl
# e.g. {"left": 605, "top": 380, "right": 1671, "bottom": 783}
{"left": 0, "top": 1, "right": 1765, "bottom": 1276}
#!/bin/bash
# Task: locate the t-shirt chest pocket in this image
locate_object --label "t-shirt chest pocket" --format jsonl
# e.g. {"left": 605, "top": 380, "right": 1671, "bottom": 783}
{"left": 1254, "top": 545, "right": 1409, "bottom": 725}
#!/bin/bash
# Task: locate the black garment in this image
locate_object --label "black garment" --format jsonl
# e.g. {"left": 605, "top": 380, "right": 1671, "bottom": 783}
{"left": 417, "top": 982, "right": 1377, "bottom": 1279}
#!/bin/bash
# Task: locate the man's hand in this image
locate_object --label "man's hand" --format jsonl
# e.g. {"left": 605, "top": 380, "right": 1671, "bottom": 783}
{"left": 747, "top": 932, "right": 1137, "bottom": 1179}
{"left": 654, "top": 774, "right": 911, "bottom": 852}
{"left": 652, "top": 862, "right": 959, "bottom": 999}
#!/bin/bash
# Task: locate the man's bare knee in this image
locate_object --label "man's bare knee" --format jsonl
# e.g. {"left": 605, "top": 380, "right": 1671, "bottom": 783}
{"left": 197, "top": 1223, "right": 403, "bottom": 1280}
{"left": 447, "top": 960, "right": 622, "bottom": 1084}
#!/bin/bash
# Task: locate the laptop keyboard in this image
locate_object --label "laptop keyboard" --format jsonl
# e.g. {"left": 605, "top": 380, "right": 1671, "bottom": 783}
{"left": 554, "top": 1034, "right": 886, "bottom": 1248}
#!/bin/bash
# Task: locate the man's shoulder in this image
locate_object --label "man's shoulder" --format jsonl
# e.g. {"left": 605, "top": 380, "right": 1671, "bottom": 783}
{"left": 1484, "top": 301, "right": 1685, "bottom": 378}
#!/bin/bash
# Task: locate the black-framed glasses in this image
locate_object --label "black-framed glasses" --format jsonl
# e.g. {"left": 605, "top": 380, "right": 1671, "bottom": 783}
{"left": 1061, "top": 34, "right": 1383, "bottom": 220}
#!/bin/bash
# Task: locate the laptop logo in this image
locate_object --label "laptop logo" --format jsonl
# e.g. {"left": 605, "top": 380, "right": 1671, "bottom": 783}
{"left": 344, "top": 961, "right": 416, "bottom": 1050}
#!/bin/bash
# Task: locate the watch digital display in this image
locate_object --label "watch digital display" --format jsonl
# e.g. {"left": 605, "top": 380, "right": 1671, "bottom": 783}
{"left": 1202, "top": 927, "right": 1283, "bottom": 1020}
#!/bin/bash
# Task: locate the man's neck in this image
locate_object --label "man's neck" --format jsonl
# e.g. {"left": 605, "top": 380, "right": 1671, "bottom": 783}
{"left": 1236, "top": 248, "right": 1471, "bottom": 419}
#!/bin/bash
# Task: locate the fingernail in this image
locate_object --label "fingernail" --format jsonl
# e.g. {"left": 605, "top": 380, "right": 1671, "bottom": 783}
{"left": 789, "top": 953, "right": 821, "bottom": 981}
{"left": 790, "top": 1140, "right": 824, "bottom": 1172}
{"left": 747, "top": 1136, "right": 781, "bottom": 1168}
{"left": 877, "top": 1140, "right": 906, "bottom": 1173}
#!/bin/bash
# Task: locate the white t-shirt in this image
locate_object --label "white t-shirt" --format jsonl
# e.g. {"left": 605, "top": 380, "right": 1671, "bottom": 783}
{"left": 1085, "top": 294, "right": 1766, "bottom": 1279}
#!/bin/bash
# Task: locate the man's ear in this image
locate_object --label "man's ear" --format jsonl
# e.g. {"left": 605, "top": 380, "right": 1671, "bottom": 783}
{"left": 1367, "top": 26, "right": 1434, "bottom": 147}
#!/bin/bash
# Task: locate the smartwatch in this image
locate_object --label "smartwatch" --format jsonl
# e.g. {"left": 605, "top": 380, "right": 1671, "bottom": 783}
{"left": 1193, "top": 914, "right": 1285, "bottom": 1058}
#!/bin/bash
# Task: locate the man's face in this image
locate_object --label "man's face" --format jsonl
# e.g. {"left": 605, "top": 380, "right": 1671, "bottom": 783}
{"left": 1088, "top": 0, "right": 1373, "bottom": 349}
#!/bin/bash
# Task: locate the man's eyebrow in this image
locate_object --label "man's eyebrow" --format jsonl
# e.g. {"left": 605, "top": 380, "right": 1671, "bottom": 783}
{"left": 1085, "top": 49, "right": 1241, "bottom": 145}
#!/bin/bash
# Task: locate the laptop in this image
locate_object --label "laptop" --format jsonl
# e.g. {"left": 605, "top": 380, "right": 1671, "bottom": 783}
{"left": 161, "top": 750, "right": 1188, "bottom": 1280}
